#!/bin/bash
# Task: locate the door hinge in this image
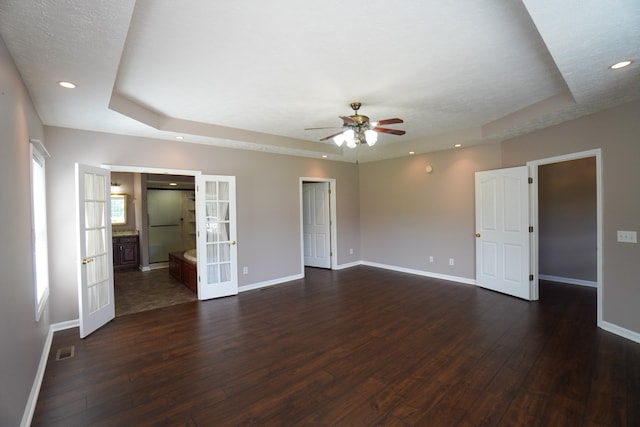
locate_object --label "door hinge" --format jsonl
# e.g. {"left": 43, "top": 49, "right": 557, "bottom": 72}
{"left": 529, "top": 274, "right": 534, "bottom": 281}
{"left": 528, "top": 177, "right": 533, "bottom": 184}
{"left": 328, "top": 188, "right": 332, "bottom": 195}
{"left": 529, "top": 226, "right": 533, "bottom": 233}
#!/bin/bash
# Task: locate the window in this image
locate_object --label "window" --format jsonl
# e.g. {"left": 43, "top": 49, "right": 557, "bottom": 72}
{"left": 31, "top": 142, "right": 49, "bottom": 321}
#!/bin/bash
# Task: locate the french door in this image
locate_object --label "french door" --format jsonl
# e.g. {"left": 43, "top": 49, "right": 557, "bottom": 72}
{"left": 196, "top": 175, "right": 238, "bottom": 299}
{"left": 475, "top": 166, "right": 531, "bottom": 300}
{"left": 75, "top": 164, "right": 115, "bottom": 338}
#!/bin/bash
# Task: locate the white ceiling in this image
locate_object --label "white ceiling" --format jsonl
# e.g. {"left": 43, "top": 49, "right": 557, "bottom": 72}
{"left": 1, "top": 0, "right": 638, "bottom": 163}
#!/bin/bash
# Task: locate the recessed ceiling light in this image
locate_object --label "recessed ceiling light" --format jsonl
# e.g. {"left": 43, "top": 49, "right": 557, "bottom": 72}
{"left": 58, "top": 81, "right": 76, "bottom": 89}
{"left": 609, "top": 60, "right": 632, "bottom": 70}
{"left": 169, "top": 183, "right": 177, "bottom": 186}
{"left": 409, "top": 151, "right": 415, "bottom": 155}
{"left": 321, "top": 155, "right": 328, "bottom": 158}
{"left": 175, "top": 136, "right": 184, "bottom": 140}
{"left": 454, "top": 144, "right": 462, "bottom": 148}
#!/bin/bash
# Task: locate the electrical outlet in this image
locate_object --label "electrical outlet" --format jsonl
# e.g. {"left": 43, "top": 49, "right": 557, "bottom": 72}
{"left": 242, "top": 266, "right": 249, "bottom": 275}
{"left": 429, "top": 256, "right": 434, "bottom": 263}
{"left": 350, "top": 248, "right": 354, "bottom": 255}
{"left": 617, "top": 230, "right": 637, "bottom": 243}
{"left": 449, "top": 258, "right": 454, "bottom": 266}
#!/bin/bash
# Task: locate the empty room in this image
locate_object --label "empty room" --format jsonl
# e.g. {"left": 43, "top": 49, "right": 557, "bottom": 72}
{"left": 1, "top": 1, "right": 639, "bottom": 426}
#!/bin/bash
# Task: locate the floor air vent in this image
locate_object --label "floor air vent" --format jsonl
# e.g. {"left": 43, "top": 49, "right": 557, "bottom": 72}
{"left": 55, "top": 345, "right": 75, "bottom": 361}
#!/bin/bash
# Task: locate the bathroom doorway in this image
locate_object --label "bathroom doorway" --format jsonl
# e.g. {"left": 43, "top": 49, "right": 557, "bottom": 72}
{"left": 108, "top": 166, "right": 201, "bottom": 316}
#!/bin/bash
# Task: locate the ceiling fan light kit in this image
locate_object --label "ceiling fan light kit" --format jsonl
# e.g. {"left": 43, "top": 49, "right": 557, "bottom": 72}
{"left": 307, "top": 102, "right": 406, "bottom": 148}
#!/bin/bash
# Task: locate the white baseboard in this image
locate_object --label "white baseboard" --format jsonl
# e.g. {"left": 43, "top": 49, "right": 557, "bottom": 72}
{"left": 239, "top": 273, "right": 304, "bottom": 293}
{"left": 600, "top": 320, "right": 640, "bottom": 344}
{"left": 538, "top": 274, "right": 597, "bottom": 288}
{"left": 361, "top": 261, "right": 476, "bottom": 285}
{"left": 51, "top": 319, "right": 80, "bottom": 331}
{"left": 146, "top": 263, "right": 168, "bottom": 271}
{"left": 21, "top": 319, "right": 79, "bottom": 427}
{"left": 335, "top": 261, "right": 362, "bottom": 270}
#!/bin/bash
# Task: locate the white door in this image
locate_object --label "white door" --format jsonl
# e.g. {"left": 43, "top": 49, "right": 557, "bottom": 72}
{"left": 75, "top": 164, "right": 115, "bottom": 338}
{"left": 303, "top": 182, "right": 331, "bottom": 268}
{"left": 475, "top": 166, "right": 531, "bottom": 300}
{"left": 196, "top": 175, "right": 238, "bottom": 300}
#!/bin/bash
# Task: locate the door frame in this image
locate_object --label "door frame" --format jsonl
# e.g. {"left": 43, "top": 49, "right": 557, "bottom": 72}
{"left": 527, "top": 149, "right": 602, "bottom": 326}
{"left": 102, "top": 165, "right": 201, "bottom": 293}
{"left": 299, "top": 177, "right": 337, "bottom": 272}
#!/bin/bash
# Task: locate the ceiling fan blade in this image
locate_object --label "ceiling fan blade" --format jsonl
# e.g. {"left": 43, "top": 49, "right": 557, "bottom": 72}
{"left": 340, "top": 116, "right": 356, "bottom": 125}
{"left": 319, "top": 131, "right": 346, "bottom": 141}
{"left": 304, "top": 126, "right": 341, "bottom": 130}
{"left": 376, "top": 118, "right": 404, "bottom": 126}
{"left": 374, "top": 127, "right": 406, "bottom": 136}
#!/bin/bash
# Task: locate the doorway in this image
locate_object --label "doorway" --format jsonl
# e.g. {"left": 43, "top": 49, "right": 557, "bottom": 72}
{"left": 108, "top": 166, "right": 201, "bottom": 316}
{"left": 300, "top": 177, "right": 337, "bottom": 272}
{"left": 528, "top": 149, "right": 602, "bottom": 325}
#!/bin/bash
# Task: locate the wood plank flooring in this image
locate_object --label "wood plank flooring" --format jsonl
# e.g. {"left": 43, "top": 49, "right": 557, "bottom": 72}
{"left": 33, "top": 266, "right": 640, "bottom": 426}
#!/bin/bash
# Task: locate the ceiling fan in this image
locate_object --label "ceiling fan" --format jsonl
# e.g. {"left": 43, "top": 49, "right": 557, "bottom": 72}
{"left": 305, "top": 102, "right": 406, "bottom": 148}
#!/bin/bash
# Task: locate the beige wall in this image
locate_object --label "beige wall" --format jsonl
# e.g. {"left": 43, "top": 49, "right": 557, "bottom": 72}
{"left": 44, "top": 127, "right": 361, "bottom": 323}
{"left": 360, "top": 100, "right": 640, "bottom": 336}
{"left": 360, "top": 143, "right": 503, "bottom": 278}
{"left": 0, "top": 37, "right": 49, "bottom": 425}
{"left": 502, "top": 100, "right": 640, "bottom": 333}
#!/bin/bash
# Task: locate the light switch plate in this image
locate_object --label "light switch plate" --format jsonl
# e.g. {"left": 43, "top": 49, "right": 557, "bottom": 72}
{"left": 617, "top": 230, "right": 637, "bottom": 243}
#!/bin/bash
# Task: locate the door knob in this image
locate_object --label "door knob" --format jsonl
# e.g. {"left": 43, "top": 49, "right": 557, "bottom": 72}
{"left": 230, "top": 240, "right": 237, "bottom": 245}
{"left": 475, "top": 233, "right": 481, "bottom": 238}
{"left": 82, "top": 257, "right": 95, "bottom": 264}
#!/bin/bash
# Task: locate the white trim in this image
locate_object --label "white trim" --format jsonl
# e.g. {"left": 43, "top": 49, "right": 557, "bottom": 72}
{"left": 51, "top": 319, "right": 80, "bottom": 331}
{"left": 335, "top": 260, "right": 362, "bottom": 270}
{"left": 600, "top": 321, "right": 640, "bottom": 344}
{"left": 102, "top": 165, "right": 201, "bottom": 176}
{"left": 20, "top": 319, "right": 79, "bottom": 427}
{"left": 29, "top": 138, "right": 50, "bottom": 158}
{"left": 239, "top": 273, "right": 304, "bottom": 292}
{"left": 145, "top": 262, "right": 169, "bottom": 271}
{"left": 527, "top": 149, "right": 603, "bottom": 326}
{"left": 538, "top": 274, "right": 597, "bottom": 288}
{"left": 299, "top": 177, "right": 338, "bottom": 272}
{"left": 361, "top": 261, "right": 476, "bottom": 285}
{"left": 30, "top": 144, "right": 50, "bottom": 322}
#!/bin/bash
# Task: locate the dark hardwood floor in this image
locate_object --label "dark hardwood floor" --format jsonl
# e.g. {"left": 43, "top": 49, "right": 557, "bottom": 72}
{"left": 33, "top": 266, "right": 640, "bottom": 426}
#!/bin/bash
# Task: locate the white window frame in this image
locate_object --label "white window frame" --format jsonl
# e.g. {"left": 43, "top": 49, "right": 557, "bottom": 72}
{"left": 30, "top": 140, "right": 50, "bottom": 321}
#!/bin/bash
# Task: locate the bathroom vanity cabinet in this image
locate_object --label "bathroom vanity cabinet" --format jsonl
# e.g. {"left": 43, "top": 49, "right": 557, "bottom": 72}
{"left": 113, "top": 235, "right": 139, "bottom": 271}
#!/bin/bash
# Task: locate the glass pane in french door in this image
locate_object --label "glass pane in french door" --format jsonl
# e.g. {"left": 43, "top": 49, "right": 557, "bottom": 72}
{"left": 84, "top": 172, "right": 110, "bottom": 313}
{"left": 204, "top": 181, "right": 232, "bottom": 284}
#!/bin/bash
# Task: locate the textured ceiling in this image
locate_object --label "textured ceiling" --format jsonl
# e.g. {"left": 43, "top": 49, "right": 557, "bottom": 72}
{"left": 1, "top": 0, "right": 638, "bottom": 163}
